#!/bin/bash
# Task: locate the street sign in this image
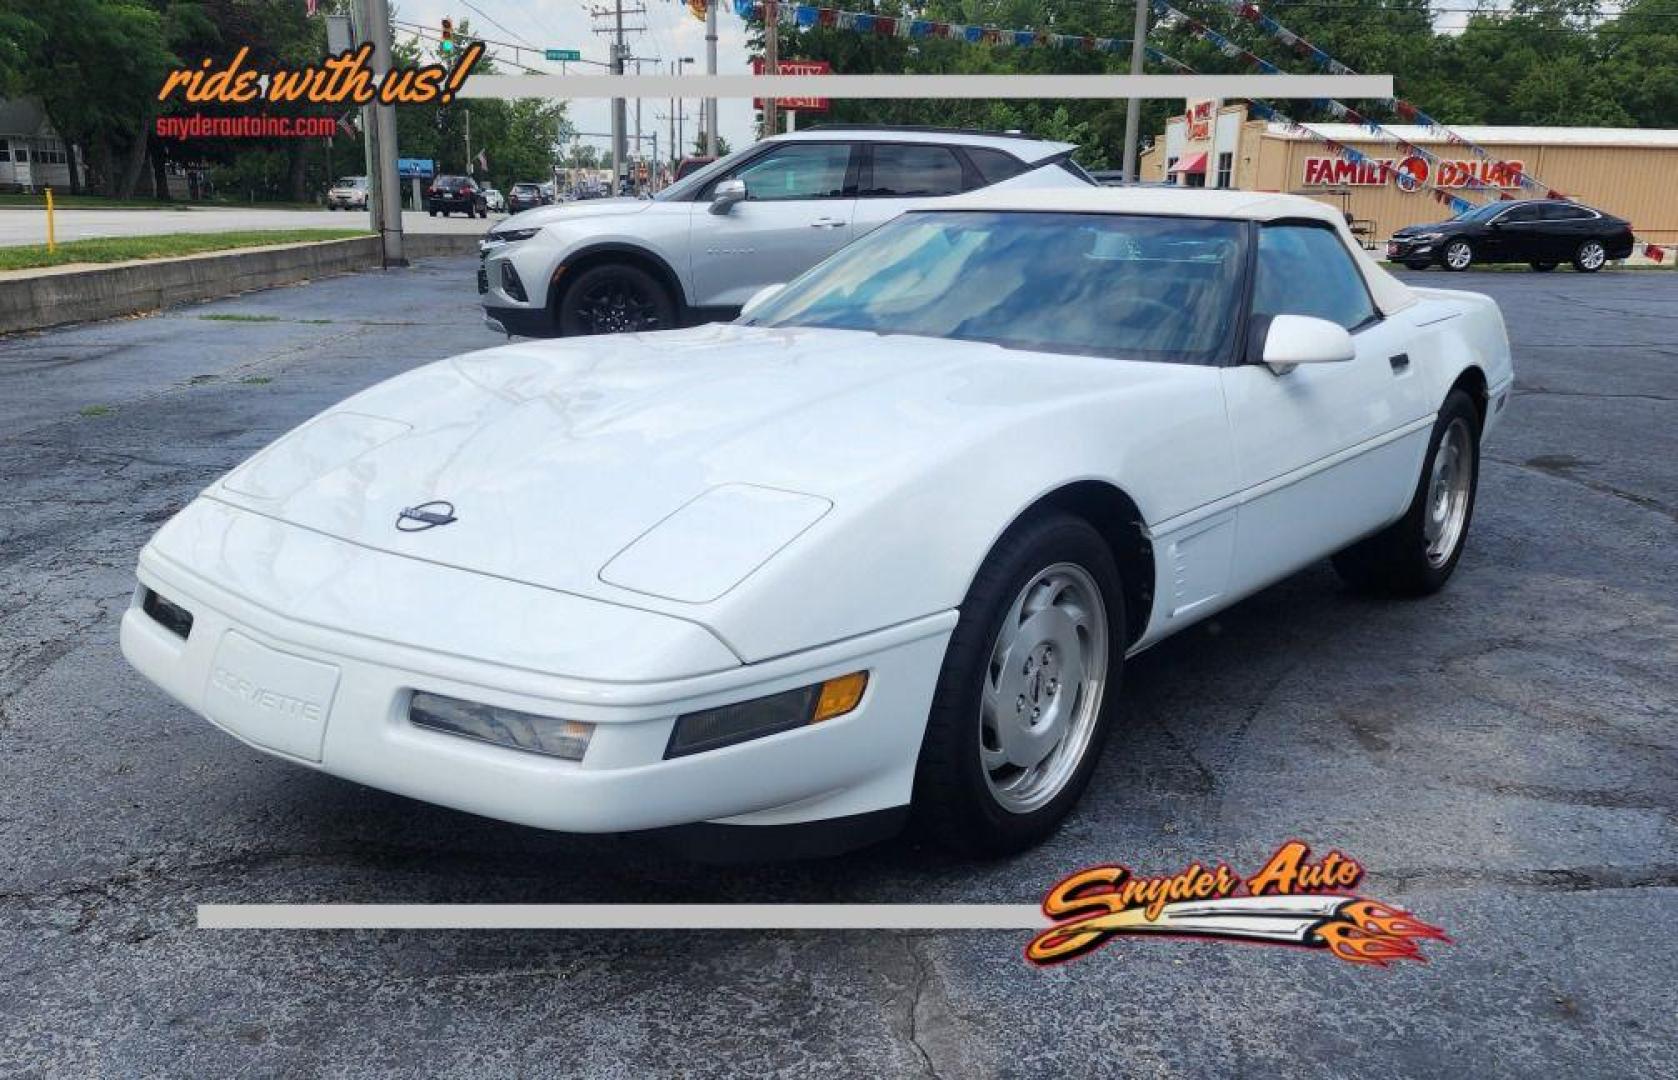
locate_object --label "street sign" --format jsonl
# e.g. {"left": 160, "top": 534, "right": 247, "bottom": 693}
{"left": 545, "top": 49, "right": 582, "bottom": 62}
{"left": 397, "top": 158, "right": 435, "bottom": 179}
{"left": 325, "top": 14, "right": 352, "bottom": 56}
{"left": 751, "top": 58, "right": 831, "bottom": 111}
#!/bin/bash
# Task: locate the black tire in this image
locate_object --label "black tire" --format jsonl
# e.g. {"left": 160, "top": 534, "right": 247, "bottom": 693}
{"left": 557, "top": 263, "right": 677, "bottom": 336}
{"left": 1404, "top": 261, "right": 1431, "bottom": 271}
{"left": 1530, "top": 261, "right": 1557, "bottom": 272}
{"left": 1572, "top": 239, "right": 1607, "bottom": 273}
{"left": 913, "top": 513, "right": 1125, "bottom": 856}
{"left": 1332, "top": 389, "right": 1481, "bottom": 597}
{"left": 1442, "top": 239, "right": 1474, "bottom": 271}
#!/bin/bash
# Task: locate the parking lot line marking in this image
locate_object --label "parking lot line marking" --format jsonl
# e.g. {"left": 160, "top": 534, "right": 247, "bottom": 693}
{"left": 198, "top": 903, "right": 1045, "bottom": 930}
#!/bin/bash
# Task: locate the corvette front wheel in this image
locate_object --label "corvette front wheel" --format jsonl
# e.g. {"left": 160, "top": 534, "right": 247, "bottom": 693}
{"left": 914, "top": 513, "right": 1124, "bottom": 856}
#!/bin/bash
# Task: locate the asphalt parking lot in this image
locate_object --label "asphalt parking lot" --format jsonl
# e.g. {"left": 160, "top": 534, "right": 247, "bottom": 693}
{"left": 1, "top": 260, "right": 1673, "bottom": 1077}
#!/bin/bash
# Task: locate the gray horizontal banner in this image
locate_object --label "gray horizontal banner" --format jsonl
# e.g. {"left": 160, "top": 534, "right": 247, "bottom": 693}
{"left": 199, "top": 903, "right": 1046, "bottom": 930}
{"left": 456, "top": 73, "right": 1394, "bottom": 101}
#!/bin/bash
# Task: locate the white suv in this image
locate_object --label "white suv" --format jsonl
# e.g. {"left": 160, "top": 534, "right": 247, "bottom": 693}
{"left": 478, "top": 127, "right": 1094, "bottom": 337}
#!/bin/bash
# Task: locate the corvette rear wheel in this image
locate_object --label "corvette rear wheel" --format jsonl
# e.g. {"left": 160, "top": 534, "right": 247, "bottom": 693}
{"left": 1332, "top": 389, "right": 1480, "bottom": 596}
{"left": 914, "top": 513, "right": 1123, "bottom": 856}
{"left": 1443, "top": 239, "right": 1474, "bottom": 271}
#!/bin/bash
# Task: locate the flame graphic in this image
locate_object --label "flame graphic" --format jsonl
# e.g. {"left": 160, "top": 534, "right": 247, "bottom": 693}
{"left": 1340, "top": 899, "right": 1453, "bottom": 944}
{"left": 1313, "top": 900, "right": 1451, "bottom": 967}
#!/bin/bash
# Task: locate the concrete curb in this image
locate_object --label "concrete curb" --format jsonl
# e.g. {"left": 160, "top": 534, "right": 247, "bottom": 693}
{"left": 0, "top": 233, "right": 480, "bottom": 335}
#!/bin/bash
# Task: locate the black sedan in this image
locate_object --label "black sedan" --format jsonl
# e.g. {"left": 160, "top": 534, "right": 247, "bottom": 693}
{"left": 426, "top": 176, "right": 488, "bottom": 218}
{"left": 1388, "top": 198, "right": 1634, "bottom": 273}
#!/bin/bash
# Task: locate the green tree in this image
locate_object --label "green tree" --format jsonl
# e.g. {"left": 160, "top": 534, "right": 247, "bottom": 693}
{"left": 5, "top": 0, "right": 176, "bottom": 196}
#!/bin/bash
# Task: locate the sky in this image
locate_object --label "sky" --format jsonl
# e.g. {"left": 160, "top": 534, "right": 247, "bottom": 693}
{"left": 395, "top": 0, "right": 762, "bottom": 158}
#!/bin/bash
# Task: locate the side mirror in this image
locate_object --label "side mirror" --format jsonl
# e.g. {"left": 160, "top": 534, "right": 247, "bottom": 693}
{"left": 709, "top": 178, "right": 747, "bottom": 215}
{"left": 740, "top": 283, "right": 785, "bottom": 319}
{"left": 1261, "top": 313, "right": 1355, "bottom": 375}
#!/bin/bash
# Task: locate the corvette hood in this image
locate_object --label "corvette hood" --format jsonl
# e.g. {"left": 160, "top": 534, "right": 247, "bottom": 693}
{"left": 208, "top": 324, "right": 1178, "bottom": 613}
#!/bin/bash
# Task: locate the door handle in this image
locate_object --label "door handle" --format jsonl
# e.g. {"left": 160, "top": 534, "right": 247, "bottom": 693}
{"left": 809, "top": 217, "right": 846, "bottom": 229}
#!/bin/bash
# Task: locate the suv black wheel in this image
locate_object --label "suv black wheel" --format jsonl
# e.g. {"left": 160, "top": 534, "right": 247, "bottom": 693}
{"left": 557, "top": 263, "right": 677, "bottom": 336}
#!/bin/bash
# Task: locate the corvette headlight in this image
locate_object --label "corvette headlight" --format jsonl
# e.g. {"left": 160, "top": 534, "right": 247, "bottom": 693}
{"left": 664, "top": 671, "right": 868, "bottom": 758}
{"left": 409, "top": 691, "right": 593, "bottom": 761}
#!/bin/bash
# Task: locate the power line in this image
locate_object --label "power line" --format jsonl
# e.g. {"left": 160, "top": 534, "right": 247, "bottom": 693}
{"left": 459, "top": 0, "right": 540, "bottom": 47}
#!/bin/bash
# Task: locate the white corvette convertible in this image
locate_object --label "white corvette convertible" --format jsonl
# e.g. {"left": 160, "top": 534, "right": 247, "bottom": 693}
{"left": 122, "top": 188, "right": 1512, "bottom": 856}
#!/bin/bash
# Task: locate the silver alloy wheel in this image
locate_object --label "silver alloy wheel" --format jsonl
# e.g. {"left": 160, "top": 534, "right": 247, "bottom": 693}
{"left": 1424, "top": 417, "right": 1474, "bottom": 568}
{"left": 1445, "top": 241, "right": 1473, "bottom": 270}
{"left": 979, "top": 562, "right": 1109, "bottom": 814}
{"left": 1578, "top": 240, "right": 1606, "bottom": 270}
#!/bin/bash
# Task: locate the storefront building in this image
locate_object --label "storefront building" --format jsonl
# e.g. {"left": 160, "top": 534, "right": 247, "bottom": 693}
{"left": 1140, "top": 103, "right": 1678, "bottom": 250}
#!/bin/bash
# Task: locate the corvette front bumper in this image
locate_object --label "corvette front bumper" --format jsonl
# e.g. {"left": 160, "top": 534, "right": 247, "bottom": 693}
{"left": 120, "top": 499, "right": 952, "bottom": 833}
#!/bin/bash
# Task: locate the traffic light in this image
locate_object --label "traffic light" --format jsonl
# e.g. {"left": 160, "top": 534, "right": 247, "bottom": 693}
{"left": 440, "top": 17, "right": 456, "bottom": 55}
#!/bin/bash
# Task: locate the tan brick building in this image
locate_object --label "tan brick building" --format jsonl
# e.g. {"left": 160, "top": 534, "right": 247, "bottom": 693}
{"left": 1141, "top": 103, "right": 1678, "bottom": 250}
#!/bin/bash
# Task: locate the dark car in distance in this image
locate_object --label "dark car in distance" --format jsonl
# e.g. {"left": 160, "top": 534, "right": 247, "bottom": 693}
{"left": 506, "top": 182, "right": 549, "bottom": 214}
{"left": 1388, "top": 198, "right": 1634, "bottom": 273}
{"left": 427, "top": 175, "right": 488, "bottom": 218}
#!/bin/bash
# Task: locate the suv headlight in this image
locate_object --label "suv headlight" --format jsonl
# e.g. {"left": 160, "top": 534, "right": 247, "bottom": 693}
{"left": 485, "top": 227, "right": 541, "bottom": 246}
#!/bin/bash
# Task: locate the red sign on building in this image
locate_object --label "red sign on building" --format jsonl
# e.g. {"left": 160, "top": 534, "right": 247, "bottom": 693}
{"left": 751, "top": 58, "right": 831, "bottom": 111}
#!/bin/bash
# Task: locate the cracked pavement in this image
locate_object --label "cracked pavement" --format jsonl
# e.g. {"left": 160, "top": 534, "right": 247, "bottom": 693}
{"left": 1, "top": 264, "right": 1674, "bottom": 1077}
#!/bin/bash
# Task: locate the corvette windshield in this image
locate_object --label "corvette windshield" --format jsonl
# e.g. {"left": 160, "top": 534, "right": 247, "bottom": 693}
{"left": 745, "top": 211, "right": 1247, "bottom": 364}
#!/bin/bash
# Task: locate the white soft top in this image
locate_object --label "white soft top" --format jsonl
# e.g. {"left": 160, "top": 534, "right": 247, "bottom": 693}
{"left": 929, "top": 187, "right": 1419, "bottom": 316}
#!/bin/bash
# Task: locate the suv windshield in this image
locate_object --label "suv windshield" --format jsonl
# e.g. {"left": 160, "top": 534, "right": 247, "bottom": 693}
{"left": 745, "top": 210, "right": 1247, "bottom": 364}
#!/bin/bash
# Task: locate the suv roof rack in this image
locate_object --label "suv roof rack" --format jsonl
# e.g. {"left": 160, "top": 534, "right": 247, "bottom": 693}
{"left": 800, "top": 123, "right": 1046, "bottom": 141}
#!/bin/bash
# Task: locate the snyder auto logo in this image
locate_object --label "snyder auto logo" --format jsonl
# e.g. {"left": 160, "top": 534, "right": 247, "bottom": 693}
{"left": 1028, "top": 841, "right": 1450, "bottom": 967}
{"left": 210, "top": 667, "right": 324, "bottom": 723}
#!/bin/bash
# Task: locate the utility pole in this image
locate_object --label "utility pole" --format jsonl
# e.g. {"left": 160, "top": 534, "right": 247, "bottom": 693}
{"left": 633, "top": 57, "right": 642, "bottom": 192}
{"left": 761, "top": 0, "right": 778, "bottom": 138}
{"left": 592, "top": 1, "right": 646, "bottom": 196}
{"left": 464, "top": 109, "right": 472, "bottom": 177}
{"left": 672, "top": 57, "right": 694, "bottom": 159}
{"left": 1121, "top": 0, "right": 1149, "bottom": 182}
{"left": 705, "top": 0, "right": 718, "bottom": 156}
{"left": 669, "top": 62, "right": 677, "bottom": 170}
{"left": 354, "top": 0, "right": 404, "bottom": 266}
